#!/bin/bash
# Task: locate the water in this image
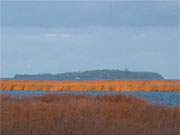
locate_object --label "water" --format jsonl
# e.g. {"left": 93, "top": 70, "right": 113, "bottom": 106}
{"left": 122, "top": 92, "right": 180, "bottom": 107}
{"left": 0, "top": 91, "right": 179, "bottom": 107}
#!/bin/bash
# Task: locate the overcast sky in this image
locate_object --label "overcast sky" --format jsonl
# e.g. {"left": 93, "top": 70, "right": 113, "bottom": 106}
{"left": 1, "top": 0, "right": 180, "bottom": 79}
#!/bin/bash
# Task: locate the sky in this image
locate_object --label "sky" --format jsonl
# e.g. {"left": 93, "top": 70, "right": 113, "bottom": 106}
{"left": 0, "top": 0, "right": 180, "bottom": 79}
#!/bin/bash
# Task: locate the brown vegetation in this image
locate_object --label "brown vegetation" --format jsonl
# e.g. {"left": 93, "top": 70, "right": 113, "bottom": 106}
{"left": 0, "top": 94, "right": 179, "bottom": 135}
{"left": 0, "top": 80, "right": 180, "bottom": 92}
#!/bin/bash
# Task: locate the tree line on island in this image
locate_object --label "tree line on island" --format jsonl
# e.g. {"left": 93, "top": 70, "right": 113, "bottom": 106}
{"left": 13, "top": 69, "right": 164, "bottom": 81}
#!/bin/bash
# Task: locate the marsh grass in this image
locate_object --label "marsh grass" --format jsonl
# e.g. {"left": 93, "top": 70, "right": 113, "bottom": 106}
{"left": 1, "top": 80, "right": 180, "bottom": 92}
{"left": 0, "top": 94, "right": 179, "bottom": 135}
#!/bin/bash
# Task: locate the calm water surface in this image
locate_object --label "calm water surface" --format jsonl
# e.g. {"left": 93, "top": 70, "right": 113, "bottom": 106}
{"left": 0, "top": 91, "right": 179, "bottom": 107}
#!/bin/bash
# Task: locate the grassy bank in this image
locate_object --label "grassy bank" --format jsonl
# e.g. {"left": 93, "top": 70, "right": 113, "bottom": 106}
{"left": 0, "top": 94, "right": 179, "bottom": 135}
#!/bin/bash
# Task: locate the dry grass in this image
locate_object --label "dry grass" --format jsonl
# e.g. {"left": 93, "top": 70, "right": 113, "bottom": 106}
{"left": 0, "top": 80, "right": 180, "bottom": 92}
{"left": 0, "top": 94, "right": 179, "bottom": 135}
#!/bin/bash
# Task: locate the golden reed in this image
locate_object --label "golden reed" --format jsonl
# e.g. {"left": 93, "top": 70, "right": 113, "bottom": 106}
{"left": 1, "top": 94, "right": 179, "bottom": 135}
{"left": 0, "top": 80, "right": 179, "bottom": 92}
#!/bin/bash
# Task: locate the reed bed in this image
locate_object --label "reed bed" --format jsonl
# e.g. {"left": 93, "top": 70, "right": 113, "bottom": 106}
{"left": 0, "top": 94, "right": 179, "bottom": 135}
{"left": 0, "top": 80, "right": 180, "bottom": 92}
